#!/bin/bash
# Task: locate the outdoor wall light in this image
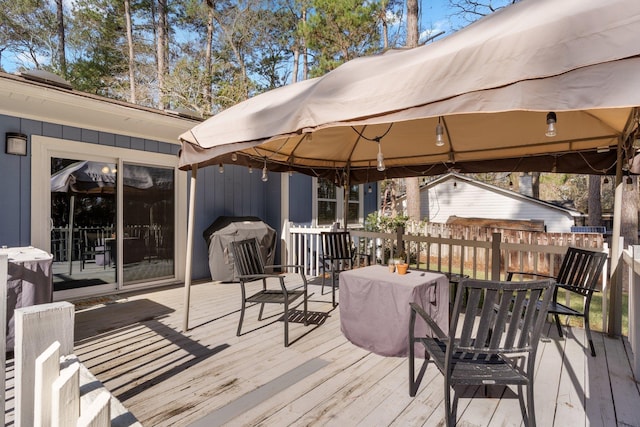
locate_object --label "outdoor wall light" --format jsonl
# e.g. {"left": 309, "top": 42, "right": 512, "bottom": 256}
{"left": 376, "top": 142, "right": 385, "bottom": 171}
{"left": 5, "top": 132, "right": 28, "bottom": 156}
{"left": 545, "top": 112, "right": 557, "bottom": 137}
{"left": 435, "top": 117, "right": 445, "bottom": 147}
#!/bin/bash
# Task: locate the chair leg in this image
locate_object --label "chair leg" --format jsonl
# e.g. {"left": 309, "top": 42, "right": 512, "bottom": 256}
{"left": 445, "top": 382, "right": 456, "bottom": 427}
{"left": 283, "top": 299, "right": 290, "bottom": 347}
{"left": 554, "top": 313, "right": 563, "bottom": 338}
{"left": 237, "top": 302, "right": 246, "bottom": 337}
{"left": 258, "top": 303, "right": 265, "bottom": 321}
{"left": 584, "top": 313, "right": 596, "bottom": 357}
{"left": 525, "top": 382, "right": 536, "bottom": 427}
{"left": 321, "top": 264, "right": 326, "bottom": 295}
{"left": 331, "top": 272, "right": 337, "bottom": 307}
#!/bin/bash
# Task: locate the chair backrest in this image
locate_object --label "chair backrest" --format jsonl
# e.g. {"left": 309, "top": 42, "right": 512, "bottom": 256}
{"left": 230, "top": 238, "right": 265, "bottom": 278}
{"left": 556, "top": 247, "right": 607, "bottom": 296}
{"left": 450, "top": 279, "right": 555, "bottom": 358}
{"left": 321, "top": 231, "right": 352, "bottom": 261}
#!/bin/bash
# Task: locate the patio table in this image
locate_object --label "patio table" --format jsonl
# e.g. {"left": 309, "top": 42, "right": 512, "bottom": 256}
{"left": 1, "top": 246, "right": 53, "bottom": 350}
{"left": 339, "top": 265, "right": 449, "bottom": 357}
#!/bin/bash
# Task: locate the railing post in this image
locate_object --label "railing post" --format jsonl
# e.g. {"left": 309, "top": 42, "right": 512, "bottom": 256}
{"left": 630, "top": 246, "right": 640, "bottom": 380}
{"left": 396, "top": 225, "right": 405, "bottom": 261}
{"left": 0, "top": 254, "right": 7, "bottom": 427}
{"left": 491, "top": 232, "right": 501, "bottom": 280}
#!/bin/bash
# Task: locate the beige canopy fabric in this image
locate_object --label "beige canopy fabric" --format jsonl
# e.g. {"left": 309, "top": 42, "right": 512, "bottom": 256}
{"left": 179, "top": 0, "right": 640, "bottom": 183}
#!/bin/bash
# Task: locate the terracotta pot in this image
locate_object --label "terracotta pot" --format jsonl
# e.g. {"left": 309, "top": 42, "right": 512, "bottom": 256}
{"left": 396, "top": 263, "right": 409, "bottom": 275}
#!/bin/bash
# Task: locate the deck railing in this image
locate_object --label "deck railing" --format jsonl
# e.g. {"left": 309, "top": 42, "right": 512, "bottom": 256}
{"left": 622, "top": 246, "right": 640, "bottom": 380}
{"left": 287, "top": 222, "right": 640, "bottom": 374}
{"left": 286, "top": 223, "right": 607, "bottom": 283}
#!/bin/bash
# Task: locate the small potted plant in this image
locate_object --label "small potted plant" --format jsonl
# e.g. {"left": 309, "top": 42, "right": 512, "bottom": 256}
{"left": 395, "top": 250, "right": 409, "bottom": 275}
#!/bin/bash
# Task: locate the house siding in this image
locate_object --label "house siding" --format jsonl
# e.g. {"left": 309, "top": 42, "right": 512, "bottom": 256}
{"left": 0, "top": 114, "right": 181, "bottom": 248}
{"left": 422, "top": 177, "right": 577, "bottom": 233}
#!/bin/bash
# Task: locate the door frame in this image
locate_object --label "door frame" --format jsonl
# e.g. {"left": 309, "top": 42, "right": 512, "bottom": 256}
{"left": 31, "top": 135, "right": 187, "bottom": 300}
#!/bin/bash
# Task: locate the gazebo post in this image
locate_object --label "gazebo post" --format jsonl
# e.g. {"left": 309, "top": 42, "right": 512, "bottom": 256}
{"left": 608, "top": 137, "right": 624, "bottom": 336}
{"left": 183, "top": 164, "right": 198, "bottom": 332}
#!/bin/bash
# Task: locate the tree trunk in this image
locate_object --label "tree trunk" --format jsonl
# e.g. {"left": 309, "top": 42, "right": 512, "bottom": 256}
{"left": 587, "top": 175, "right": 603, "bottom": 226}
{"left": 404, "top": 0, "right": 421, "bottom": 221}
{"left": 124, "top": 0, "right": 136, "bottom": 103}
{"left": 55, "top": 0, "right": 66, "bottom": 77}
{"left": 156, "top": 0, "right": 169, "bottom": 109}
{"left": 204, "top": 0, "right": 214, "bottom": 112}
{"left": 531, "top": 171, "right": 540, "bottom": 199}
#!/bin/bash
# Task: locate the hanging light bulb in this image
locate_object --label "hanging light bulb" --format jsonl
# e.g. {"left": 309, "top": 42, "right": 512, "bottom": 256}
{"left": 603, "top": 176, "right": 610, "bottom": 184}
{"left": 376, "top": 142, "right": 385, "bottom": 171}
{"left": 288, "top": 169, "right": 293, "bottom": 177}
{"left": 509, "top": 176, "right": 513, "bottom": 187}
{"left": 435, "top": 117, "right": 445, "bottom": 147}
{"left": 248, "top": 165, "right": 253, "bottom": 174}
{"left": 231, "top": 152, "right": 238, "bottom": 162}
{"left": 545, "top": 112, "right": 557, "bottom": 137}
{"left": 368, "top": 185, "right": 372, "bottom": 194}
{"left": 453, "top": 181, "right": 457, "bottom": 189}
{"left": 261, "top": 161, "right": 268, "bottom": 182}
{"left": 218, "top": 163, "right": 224, "bottom": 173}
{"left": 626, "top": 175, "right": 633, "bottom": 188}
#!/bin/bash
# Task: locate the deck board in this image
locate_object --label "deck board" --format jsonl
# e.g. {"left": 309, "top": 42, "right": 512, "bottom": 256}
{"left": 4, "top": 280, "right": 640, "bottom": 426}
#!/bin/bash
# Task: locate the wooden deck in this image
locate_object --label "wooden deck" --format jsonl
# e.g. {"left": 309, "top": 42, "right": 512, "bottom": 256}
{"left": 6, "top": 277, "right": 640, "bottom": 426}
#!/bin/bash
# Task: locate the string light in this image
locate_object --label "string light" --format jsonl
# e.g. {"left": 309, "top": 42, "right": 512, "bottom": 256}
{"left": 376, "top": 142, "right": 385, "bottom": 171}
{"left": 368, "top": 185, "right": 372, "bottom": 193}
{"left": 248, "top": 165, "right": 253, "bottom": 174}
{"left": 261, "top": 160, "right": 268, "bottom": 182}
{"left": 218, "top": 163, "right": 224, "bottom": 173}
{"left": 546, "top": 112, "right": 557, "bottom": 137}
{"left": 435, "top": 117, "right": 445, "bottom": 147}
{"left": 231, "top": 152, "right": 237, "bottom": 162}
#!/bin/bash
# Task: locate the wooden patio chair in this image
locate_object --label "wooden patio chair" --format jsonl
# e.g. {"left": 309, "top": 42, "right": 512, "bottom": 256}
{"left": 409, "top": 278, "right": 555, "bottom": 427}
{"left": 320, "top": 231, "right": 356, "bottom": 307}
{"left": 507, "top": 247, "right": 607, "bottom": 356}
{"left": 230, "top": 238, "right": 308, "bottom": 347}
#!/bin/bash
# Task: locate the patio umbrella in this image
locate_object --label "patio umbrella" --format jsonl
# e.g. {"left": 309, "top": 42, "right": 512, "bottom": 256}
{"left": 178, "top": 0, "right": 640, "bottom": 330}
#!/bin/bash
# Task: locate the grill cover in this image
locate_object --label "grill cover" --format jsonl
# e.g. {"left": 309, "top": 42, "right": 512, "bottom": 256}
{"left": 203, "top": 216, "right": 276, "bottom": 282}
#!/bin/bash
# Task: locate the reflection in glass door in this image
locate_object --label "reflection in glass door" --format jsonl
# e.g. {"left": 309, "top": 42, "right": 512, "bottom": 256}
{"left": 121, "top": 163, "right": 175, "bottom": 284}
{"left": 50, "top": 158, "right": 117, "bottom": 291}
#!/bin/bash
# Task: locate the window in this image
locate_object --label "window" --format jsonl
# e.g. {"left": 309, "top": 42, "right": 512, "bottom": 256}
{"left": 314, "top": 178, "right": 363, "bottom": 226}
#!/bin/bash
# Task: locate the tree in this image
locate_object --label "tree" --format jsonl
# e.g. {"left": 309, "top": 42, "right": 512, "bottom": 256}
{"left": 301, "top": 0, "right": 383, "bottom": 76}
{"left": 404, "top": 0, "right": 420, "bottom": 222}
{"left": 587, "top": 175, "right": 603, "bottom": 226}
{"left": 124, "top": 0, "right": 136, "bottom": 103}
{"left": 448, "top": 0, "right": 519, "bottom": 24}
{"left": 55, "top": 0, "right": 67, "bottom": 77}
{"left": 156, "top": 0, "right": 169, "bottom": 109}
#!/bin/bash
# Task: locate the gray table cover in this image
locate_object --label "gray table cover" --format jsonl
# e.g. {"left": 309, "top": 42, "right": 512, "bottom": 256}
{"left": 339, "top": 265, "right": 449, "bottom": 357}
{"left": 1, "top": 247, "right": 53, "bottom": 350}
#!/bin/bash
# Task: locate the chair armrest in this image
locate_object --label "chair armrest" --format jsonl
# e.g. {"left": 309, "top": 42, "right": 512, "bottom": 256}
{"left": 237, "top": 273, "right": 282, "bottom": 281}
{"left": 557, "top": 283, "right": 600, "bottom": 294}
{"left": 266, "top": 264, "right": 305, "bottom": 270}
{"left": 409, "top": 302, "right": 448, "bottom": 340}
{"left": 506, "top": 271, "right": 555, "bottom": 281}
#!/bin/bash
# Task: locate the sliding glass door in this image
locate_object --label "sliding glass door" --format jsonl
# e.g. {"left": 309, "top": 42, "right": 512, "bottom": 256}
{"left": 33, "top": 136, "right": 184, "bottom": 300}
